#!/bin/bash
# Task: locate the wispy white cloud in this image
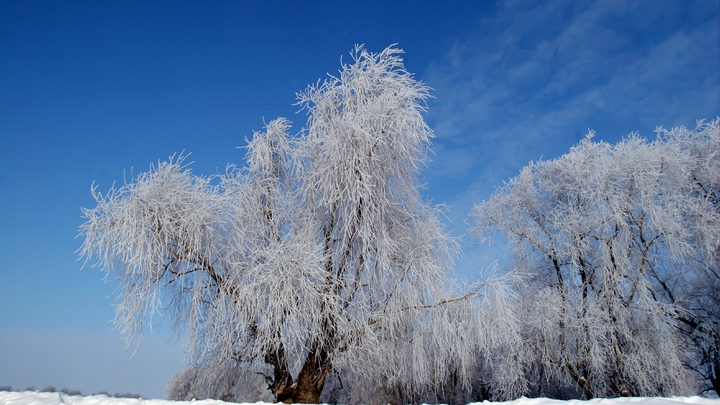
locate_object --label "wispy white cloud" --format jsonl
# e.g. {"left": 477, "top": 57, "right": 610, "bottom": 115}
{"left": 421, "top": 0, "right": 719, "bottom": 276}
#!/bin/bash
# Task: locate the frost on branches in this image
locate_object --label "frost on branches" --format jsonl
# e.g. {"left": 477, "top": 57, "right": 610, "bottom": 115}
{"left": 78, "top": 46, "right": 500, "bottom": 404}
{"left": 469, "top": 120, "right": 720, "bottom": 398}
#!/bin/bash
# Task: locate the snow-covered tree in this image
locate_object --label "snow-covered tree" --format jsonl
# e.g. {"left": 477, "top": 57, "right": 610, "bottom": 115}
{"left": 79, "top": 46, "right": 488, "bottom": 404}
{"left": 469, "top": 122, "right": 720, "bottom": 398}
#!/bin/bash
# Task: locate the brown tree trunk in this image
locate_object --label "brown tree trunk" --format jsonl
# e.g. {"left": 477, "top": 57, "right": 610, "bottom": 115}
{"left": 292, "top": 346, "right": 331, "bottom": 403}
{"left": 273, "top": 367, "right": 296, "bottom": 403}
{"left": 268, "top": 344, "right": 331, "bottom": 403}
{"left": 267, "top": 349, "right": 296, "bottom": 403}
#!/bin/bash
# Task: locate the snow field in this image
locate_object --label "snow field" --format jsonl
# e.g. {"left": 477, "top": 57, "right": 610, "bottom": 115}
{"left": 0, "top": 391, "right": 268, "bottom": 405}
{"left": 1, "top": 391, "right": 719, "bottom": 405}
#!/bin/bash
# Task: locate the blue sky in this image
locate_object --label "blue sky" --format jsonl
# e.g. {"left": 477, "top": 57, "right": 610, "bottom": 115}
{"left": 0, "top": 0, "right": 718, "bottom": 399}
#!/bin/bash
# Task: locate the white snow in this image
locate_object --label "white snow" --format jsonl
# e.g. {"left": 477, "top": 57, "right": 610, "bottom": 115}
{"left": 0, "top": 391, "right": 271, "bottom": 405}
{"left": 1, "top": 391, "right": 718, "bottom": 405}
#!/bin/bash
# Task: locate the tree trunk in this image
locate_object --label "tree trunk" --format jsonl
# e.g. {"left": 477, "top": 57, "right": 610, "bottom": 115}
{"left": 273, "top": 367, "right": 296, "bottom": 404}
{"left": 566, "top": 362, "right": 594, "bottom": 399}
{"left": 293, "top": 347, "right": 331, "bottom": 403}
{"left": 267, "top": 348, "right": 296, "bottom": 403}
{"left": 268, "top": 345, "right": 331, "bottom": 403}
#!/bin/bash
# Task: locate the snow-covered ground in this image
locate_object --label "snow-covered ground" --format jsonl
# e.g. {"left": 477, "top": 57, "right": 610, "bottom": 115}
{"left": 1, "top": 391, "right": 252, "bottom": 405}
{"left": 1, "top": 391, "right": 719, "bottom": 405}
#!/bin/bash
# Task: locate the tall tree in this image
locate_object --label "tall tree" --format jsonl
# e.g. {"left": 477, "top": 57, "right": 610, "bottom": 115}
{"left": 469, "top": 123, "right": 720, "bottom": 398}
{"left": 79, "top": 46, "right": 470, "bottom": 404}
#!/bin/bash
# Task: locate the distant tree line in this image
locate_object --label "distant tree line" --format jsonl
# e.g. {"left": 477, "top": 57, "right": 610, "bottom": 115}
{"left": 78, "top": 45, "right": 719, "bottom": 404}
{"left": 0, "top": 385, "right": 142, "bottom": 399}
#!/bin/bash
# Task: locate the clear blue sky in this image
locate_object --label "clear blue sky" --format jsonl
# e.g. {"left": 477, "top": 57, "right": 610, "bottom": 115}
{"left": 1, "top": 0, "right": 718, "bottom": 399}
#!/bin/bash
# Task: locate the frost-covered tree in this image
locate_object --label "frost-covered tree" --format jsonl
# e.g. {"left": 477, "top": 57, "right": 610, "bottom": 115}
{"left": 469, "top": 122, "right": 720, "bottom": 398}
{"left": 79, "top": 46, "right": 488, "bottom": 404}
